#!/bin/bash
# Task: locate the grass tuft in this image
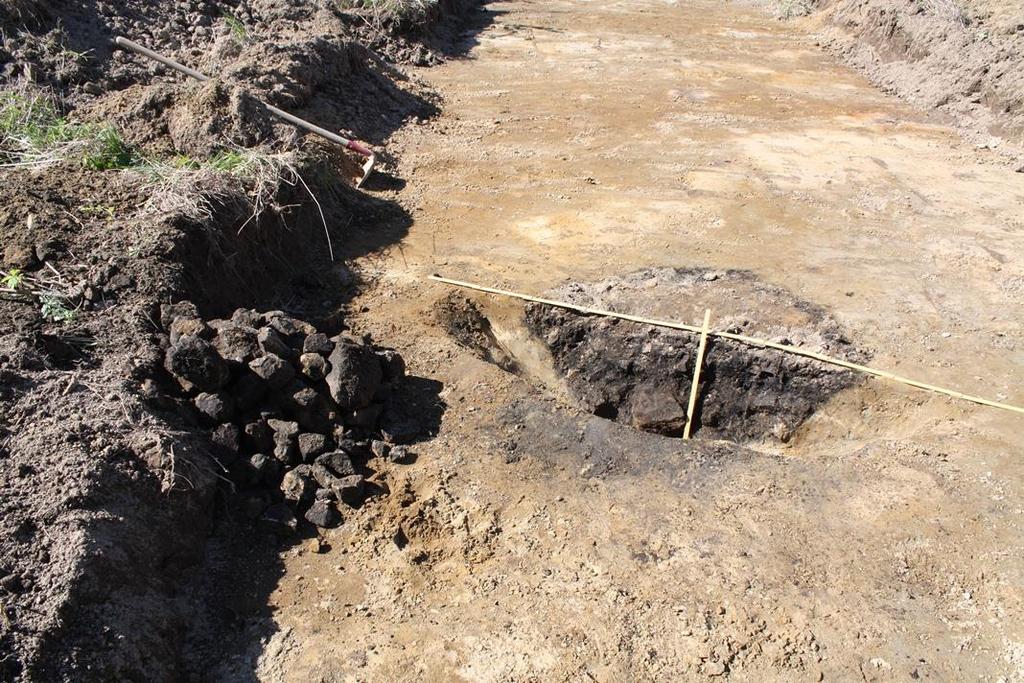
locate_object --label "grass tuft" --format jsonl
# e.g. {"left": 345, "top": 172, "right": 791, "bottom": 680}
{"left": 223, "top": 13, "right": 249, "bottom": 43}
{"left": 138, "top": 147, "right": 301, "bottom": 224}
{"left": 0, "top": 87, "right": 139, "bottom": 170}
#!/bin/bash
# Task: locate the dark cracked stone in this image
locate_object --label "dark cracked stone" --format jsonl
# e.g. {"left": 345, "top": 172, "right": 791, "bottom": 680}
{"left": 304, "top": 500, "right": 341, "bottom": 528}
{"left": 194, "top": 392, "right": 233, "bottom": 423}
{"left": 325, "top": 338, "right": 383, "bottom": 409}
{"left": 302, "top": 332, "right": 333, "bottom": 355}
{"left": 315, "top": 450, "right": 356, "bottom": 477}
{"left": 249, "top": 353, "right": 295, "bottom": 390}
{"left": 258, "top": 326, "right": 293, "bottom": 360}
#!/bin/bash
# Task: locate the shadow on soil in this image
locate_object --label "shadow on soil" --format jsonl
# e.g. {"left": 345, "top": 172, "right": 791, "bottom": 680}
{"left": 183, "top": 373, "right": 446, "bottom": 682}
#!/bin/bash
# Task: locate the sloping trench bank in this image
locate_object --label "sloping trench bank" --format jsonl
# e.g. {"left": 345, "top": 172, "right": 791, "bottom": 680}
{"left": 0, "top": 0, "right": 477, "bottom": 679}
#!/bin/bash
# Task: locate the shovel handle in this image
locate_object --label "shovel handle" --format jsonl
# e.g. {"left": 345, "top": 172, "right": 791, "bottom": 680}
{"left": 113, "top": 36, "right": 373, "bottom": 157}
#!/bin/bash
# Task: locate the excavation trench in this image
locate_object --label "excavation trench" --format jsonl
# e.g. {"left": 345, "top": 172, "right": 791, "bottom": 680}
{"left": 438, "top": 268, "right": 868, "bottom": 443}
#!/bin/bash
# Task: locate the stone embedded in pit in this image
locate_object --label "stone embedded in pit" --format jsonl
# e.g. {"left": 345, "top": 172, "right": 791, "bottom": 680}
{"left": 326, "top": 337, "right": 383, "bottom": 409}
{"left": 627, "top": 382, "right": 688, "bottom": 435}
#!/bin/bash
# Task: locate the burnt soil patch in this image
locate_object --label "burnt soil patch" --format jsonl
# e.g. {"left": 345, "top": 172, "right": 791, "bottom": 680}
{"left": 440, "top": 268, "right": 868, "bottom": 443}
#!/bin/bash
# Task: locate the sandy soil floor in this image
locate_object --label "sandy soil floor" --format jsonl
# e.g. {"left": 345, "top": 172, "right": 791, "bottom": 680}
{"left": 220, "top": 0, "right": 1024, "bottom": 679}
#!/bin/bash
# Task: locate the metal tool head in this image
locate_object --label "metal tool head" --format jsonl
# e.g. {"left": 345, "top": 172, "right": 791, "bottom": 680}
{"left": 356, "top": 152, "right": 376, "bottom": 188}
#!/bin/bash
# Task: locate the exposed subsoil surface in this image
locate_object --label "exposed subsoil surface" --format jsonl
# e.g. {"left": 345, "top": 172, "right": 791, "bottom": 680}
{"left": 234, "top": 0, "right": 1023, "bottom": 680}
{"left": 2, "top": 0, "right": 1024, "bottom": 681}
{"left": 803, "top": 0, "right": 1024, "bottom": 164}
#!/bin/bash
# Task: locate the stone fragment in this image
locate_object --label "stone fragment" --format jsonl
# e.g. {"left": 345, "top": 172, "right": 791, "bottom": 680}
{"left": 290, "top": 383, "right": 319, "bottom": 410}
{"left": 311, "top": 463, "right": 338, "bottom": 490}
{"left": 326, "top": 338, "right": 383, "bottom": 409}
{"left": 165, "top": 335, "right": 229, "bottom": 392}
{"left": 248, "top": 353, "right": 294, "bottom": 389}
{"left": 4, "top": 241, "right": 37, "bottom": 270}
{"left": 370, "top": 439, "right": 390, "bottom": 459}
{"left": 194, "top": 392, "right": 233, "bottom": 423}
{"left": 159, "top": 301, "right": 198, "bottom": 330}
{"left": 315, "top": 450, "right": 356, "bottom": 477}
{"left": 231, "top": 308, "right": 264, "bottom": 329}
{"left": 169, "top": 317, "right": 210, "bottom": 346}
{"left": 258, "top": 326, "right": 293, "bottom": 359}
{"left": 388, "top": 444, "right": 411, "bottom": 464}
{"left": 280, "top": 465, "right": 316, "bottom": 505}
{"left": 302, "top": 332, "right": 333, "bottom": 355}
{"left": 304, "top": 499, "right": 341, "bottom": 528}
{"left": 267, "top": 311, "right": 316, "bottom": 340}
{"left": 298, "top": 432, "right": 327, "bottom": 460}
{"left": 267, "top": 419, "right": 300, "bottom": 438}
{"left": 212, "top": 323, "right": 261, "bottom": 365}
{"left": 299, "top": 352, "right": 327, "bottom": 381}
{"left": 334, "top": 474, "right": 366, "bottom": 507}
{"left": 378, "top": 348, "right": 406, "bottom": 381}
{"left": 260, "top": 502, "right": 298, "bottom": 533}
{"left": 211, "top": 423, "right": 241, "bottom": 453}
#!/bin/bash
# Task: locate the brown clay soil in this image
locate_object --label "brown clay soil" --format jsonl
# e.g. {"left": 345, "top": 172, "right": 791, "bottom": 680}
{"left": 1, "top": 0, "right": 1024, "bottom": 681}
{"left": 806, "top": 0, "right": 1024, "bottom": 163}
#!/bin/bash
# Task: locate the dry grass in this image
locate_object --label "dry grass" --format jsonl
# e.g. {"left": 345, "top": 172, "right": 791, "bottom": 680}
{"left": 138, "top": 148, "right": 335, "bottom": 259}
{"left": 139, "top": 149, "right": 299, "bottom": 222}
{"left": 346, "top": 0, "right": 439, "bottom": 35}
{"left": 773, "top": 0, "right": 817, "bottom": 19}
{"left": 922, "top": 0, "right": 968, "bottom": 25}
